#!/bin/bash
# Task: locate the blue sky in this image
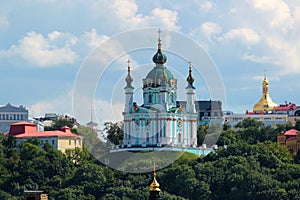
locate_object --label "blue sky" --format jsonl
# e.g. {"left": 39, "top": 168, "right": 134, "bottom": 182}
{"left": 1, "top": 0, "right": 300, "bottom": 125}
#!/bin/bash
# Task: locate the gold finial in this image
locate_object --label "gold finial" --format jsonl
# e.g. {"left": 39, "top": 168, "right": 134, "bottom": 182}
{"left": 264, "top": 69, "right": 266, "bottom": 80}
{"left": 150, "top": 162, "right": 160, "bottom": 191}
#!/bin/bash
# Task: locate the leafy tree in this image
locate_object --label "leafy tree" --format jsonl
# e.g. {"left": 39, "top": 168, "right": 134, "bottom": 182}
{"left": 294, "top": 119, "right": 300, "bottom": 131}
{"left": 104, "top": 122, "right": 123, "bottom": 145}
{"left": 197, "top": 125, "right": 208, "bottom": 146}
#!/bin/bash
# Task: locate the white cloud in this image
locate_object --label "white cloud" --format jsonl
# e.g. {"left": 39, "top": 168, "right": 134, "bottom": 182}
{"left": 82, "top": 29, "right": 109, "bottom": 49}
{"left": 0, "top": 31, "right": 78, "bottom": 67}
{"left": 218, "top": 28, "right": 260, "bottom": 45}
{"left": 250, "top": 0, "right": 292, "bottom": 28}
{"left": 189, "top": 22, "right": 222, "bottom": 50}
{"left": 91, "top": 0, "right": 180, "bottom": 31}
{"left": 242, "top": 54, "right": 276, "bottom": 64}
{"left": 264, "top": 36, "right": 300, "bottom": 75}
{"left": 200, "top": 22, "right": 222, "bottom": 42}
{"left": 200, "top": 1, "right": 214, "bottom": 11}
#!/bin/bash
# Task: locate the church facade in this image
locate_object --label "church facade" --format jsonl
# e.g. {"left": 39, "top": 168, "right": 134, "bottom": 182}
{"left": 122, "top": 35, "right": 197, "bottom": 148}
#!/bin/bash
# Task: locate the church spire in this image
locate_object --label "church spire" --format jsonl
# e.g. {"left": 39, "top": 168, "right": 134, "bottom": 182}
{"left": 125, "top": 59, "right": 134, "bottom": 89}
{"left": 152, "top": 29, "right": 167, "bottom": 65}
{"left": 149, "top": 163, "right": 161, "bottom": 200}
{"left": 186, "top": 61, "right": 195, "bottom": 89}
{"left": 253, "top": 71, "right": 277, "bottom": 112}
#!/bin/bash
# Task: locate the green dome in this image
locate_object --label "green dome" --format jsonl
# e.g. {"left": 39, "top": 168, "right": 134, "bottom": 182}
{"left": 144, "top": 65, "right": 174, "bottom": 87}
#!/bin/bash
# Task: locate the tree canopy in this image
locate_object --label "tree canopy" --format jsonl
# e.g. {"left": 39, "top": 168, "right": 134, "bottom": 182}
{"left": 0, "top": 119, "right": 299, "bottom": 199}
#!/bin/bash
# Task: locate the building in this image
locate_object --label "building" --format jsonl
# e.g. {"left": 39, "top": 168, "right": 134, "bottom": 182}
{"left": 122, "top": 34, "right": 197, "bottom": 148}
{"left": 224, "top": 112, "right": 288, "bottom": 127}
{"left": 0, "top": 103, "right": 28, "bottom": 133}
{"left": 7, "top": 121, "right": 82, "bottom": 153}
{"left": 225, "top": 73, "right": 300, "bottom": 127}
{"left": 24, "top": 190, "right": 48, "bottom": 200}
{"left": 253, "top": 72, "right": 277, "bottom": 112}
{"left": 177, "top": 100, "right": 223, "bottom": 125}
{"left": 277, "top": 129, "right": 300, "bottom": 154}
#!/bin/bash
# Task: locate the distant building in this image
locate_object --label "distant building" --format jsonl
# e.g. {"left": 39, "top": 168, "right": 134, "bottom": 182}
{"left": 277, "top": 129, "right": 300, "bottom": 154}
{"left": 34, "top": 113, "right": 80, "bottom": 128}
{"left": 177, "top": 100, "right": 223, "bottom": 125}
{"left": 225, "top": 73, "right": 300, "bottom": 127}
{"left": 225, "top": 112, "right": 289, "bottom": 127}
{"left": 7, "top": 121, "right": 82, "bottom": 153}
{"left": 253, "top": 72, "right": 277, "bottom": 112}
{"left": 0, "top": 103, "right": 28, "bottom": 133}
{"left": 24, "top": 190, "right": 48, "bottom": 200}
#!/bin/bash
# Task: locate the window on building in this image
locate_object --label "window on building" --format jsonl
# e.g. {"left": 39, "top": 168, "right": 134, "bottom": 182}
{"left": 45, "top": 140, "right": 48, "bottom": 143}
{"left": 20, "top": 115, "right": 23, "bottom": 120}
{"left": 6, "top": 114, "right": 8, "bottom": 120}
{"left": 52, "top": 140, "right": 55, "bottom": 145}
{"left": 146, "top": 132, "right": 149, "bottom": 142}
{"left": 171, "top": 93, "right": 174, "bottom": 103}
{"left": 13, "top": 114, "right": 16, "bottom": 120}
{"left": 149, "top": 94, "right": 152, "bottom": 103}
{"left": 178, "top": 133, "right": 181, "bottom": 143}
{"left": 69, "top": 139, "right": 71, "bottom": 145}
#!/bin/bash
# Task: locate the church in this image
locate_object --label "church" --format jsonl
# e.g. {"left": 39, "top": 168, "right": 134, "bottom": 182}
{"left": 122, "top": 33, "right": 198, "bottom": 148}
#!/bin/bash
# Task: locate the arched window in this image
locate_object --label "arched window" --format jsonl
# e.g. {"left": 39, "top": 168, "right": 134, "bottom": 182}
{"left": 178, "top": 132, "right": 182, "bottom": 143}
{"left": 171, "top": 93, "right": 174, "bottom": 103}
{"left": 149, "top": 94, "right": 152, "bottom": 103}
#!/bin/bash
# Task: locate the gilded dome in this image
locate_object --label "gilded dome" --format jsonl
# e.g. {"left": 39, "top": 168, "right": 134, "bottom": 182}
{"left": 253, "top": 73, "right": 277, "bottom": 112}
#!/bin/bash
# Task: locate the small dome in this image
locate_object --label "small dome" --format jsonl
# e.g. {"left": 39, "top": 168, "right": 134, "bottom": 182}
{"left": 152, "top": 48, "right": 167, "bottom": 64}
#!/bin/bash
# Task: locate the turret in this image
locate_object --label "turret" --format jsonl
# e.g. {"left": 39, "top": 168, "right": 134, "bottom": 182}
{"left": 149, "top": 163, "right": 161, "bottom": 200}
{"left": 253, "top": 71, "right": 277, "bottom": 112}
{"left": 185, "top": 62, "right": 196, "bottom": 113}
{"left": 124, "top": 60, "right": 134, "bottom": 113}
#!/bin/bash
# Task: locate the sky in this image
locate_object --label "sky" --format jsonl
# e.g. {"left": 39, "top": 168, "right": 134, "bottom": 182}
{"left": 1, "top": 0, "right": 300, "bottom": 125}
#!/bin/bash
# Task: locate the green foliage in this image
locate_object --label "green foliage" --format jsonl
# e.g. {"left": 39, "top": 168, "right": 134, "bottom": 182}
{"left": 0, "top": 118, "right": 300, "bottom": 200}
{"left": 104, "top": 122, "right": 124, "bottom": 145}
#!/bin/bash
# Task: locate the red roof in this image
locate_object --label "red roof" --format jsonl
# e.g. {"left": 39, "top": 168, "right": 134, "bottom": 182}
{"left": 14, "top": 130, "right": 80, "bottom": 139}
{"left": 8, "top": 121, "right": 80, "bottom": 139}
{"left": 283, "top": 129, "right": 299, "bottom": 136}
{"left": 274, "top": 104, "right": 297, "bottom": 111}
{"left": 12, "top": 121, "right": 35, "bottom": 126}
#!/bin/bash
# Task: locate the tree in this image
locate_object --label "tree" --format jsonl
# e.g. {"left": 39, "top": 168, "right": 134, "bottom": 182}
{"left": 197, "top": 125, "right": 208, "bottom": 146}
{"left": 104, "top": 122, "right": 123, "bottom": 145}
